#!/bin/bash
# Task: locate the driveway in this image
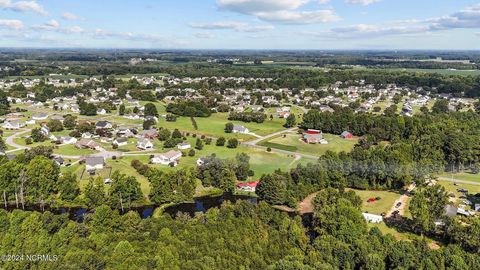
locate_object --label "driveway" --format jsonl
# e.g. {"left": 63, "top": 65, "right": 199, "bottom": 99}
{"left": 243, "top": 127, "right": 298, "bottom": 146}
{"left": 386, "top": 183, "right": 416, "bottom": 218}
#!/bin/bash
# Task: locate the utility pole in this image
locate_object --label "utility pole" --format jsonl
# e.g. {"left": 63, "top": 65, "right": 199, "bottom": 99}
{"left": 3, "top": 190, "right": 6, "bottom": 209}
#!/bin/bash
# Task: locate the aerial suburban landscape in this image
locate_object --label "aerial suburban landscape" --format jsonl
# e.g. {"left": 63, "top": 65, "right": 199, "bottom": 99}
{"left": 0, "top": 0, "right": 480, "bottom": 269}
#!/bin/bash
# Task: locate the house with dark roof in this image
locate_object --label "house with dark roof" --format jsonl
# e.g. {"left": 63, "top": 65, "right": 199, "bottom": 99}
{"left": 96, "top": 121, "right": 112, "bottom": 129}
{"left": 113, "top": 137, "right": 128, "bottom": 146}
{"left": 85, "top": 156, "right": 105, "bottom": 171}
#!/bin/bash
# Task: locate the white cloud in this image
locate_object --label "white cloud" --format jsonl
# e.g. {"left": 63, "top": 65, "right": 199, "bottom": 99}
{"left": 189, "top": 21, "right": 274, "bottom": 32}
{"left": 194, "top": 32, "right": 216, "bottom": 39}
{"left": 309, "top": 3, "right": 480, "bottom": 40}
{"left": 216, "top": 0, "right": 340, "bottom": 24}
{"left": 61, "top": 12, "right": 79, "bottom": 20}
{"left": 62, "top": 26, "right": 85, "bottom": 34}
{"left": 32, "top": 19, "right": 60, "bottom": 31}
{"left": 254, "top": 10, "right": 339, "bottom": 24}
{"left": 217, "top": 0, "right": 309, "bottom": 13}
{"left": 0, "top": 18, "right": 23, "bottom": 30}
{"left": 346, "top": 0, "right": 381, "bottom": 6}
{"left": 0, "top": 0, "right": 48, "bottom": 15}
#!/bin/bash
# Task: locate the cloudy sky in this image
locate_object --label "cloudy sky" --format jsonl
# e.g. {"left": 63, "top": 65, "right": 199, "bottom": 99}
{"left": 0, "top": 0, "right": 480, "bottom": 49}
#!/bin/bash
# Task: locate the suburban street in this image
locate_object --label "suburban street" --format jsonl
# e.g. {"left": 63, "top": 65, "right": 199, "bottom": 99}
{"left": 5, "top": 128, "right": 31, "bottom": 153}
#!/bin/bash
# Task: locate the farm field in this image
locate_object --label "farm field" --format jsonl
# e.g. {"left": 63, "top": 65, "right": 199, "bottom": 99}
{"left": 259, "top": 132, "right": 358, "bottom": 156}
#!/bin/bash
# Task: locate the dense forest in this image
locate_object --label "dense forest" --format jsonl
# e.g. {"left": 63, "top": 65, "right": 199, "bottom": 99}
{"left": 0, "top": 190, "right": 478, "bottom": 270}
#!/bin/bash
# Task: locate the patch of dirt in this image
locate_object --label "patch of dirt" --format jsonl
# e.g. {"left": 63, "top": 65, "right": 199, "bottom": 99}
{"left": 298, "top": 192, "right": 319, "bottom": 215}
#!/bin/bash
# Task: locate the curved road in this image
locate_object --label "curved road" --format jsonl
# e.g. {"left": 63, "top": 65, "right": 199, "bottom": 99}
{"left": 4, "top": 128, "right": 116, "bottom": 160}
{"left": 5, "top": 129, "right": 32, "bottom": 152}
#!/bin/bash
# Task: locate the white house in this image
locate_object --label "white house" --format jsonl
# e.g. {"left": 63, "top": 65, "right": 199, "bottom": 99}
{"left": 58, "top": 136, "right": 77, "bottom": 145}
{"left": 2, "top": 120, "right": 25, "bottom": 130}
{"left": 233, "top": 125, "right": 249, "bottom": 134}
{"left": 113, "top": 137, "right": 128, "bottom": 146}
{"left": 85, "top": 156, "right": 105, "bottom": 171}
{"left": 177, "top": 142, "right": 191, "bottom": 150}
{"left": 362, "top": 213, "right": 383, "bottom": 223}
{"left": 71, "top": 105, "right": 80, "bottom": 113}
{"left": 151, "top": 150, "right": 182, "bottom": 165}
{"left": 96, "top": 108, "right": 107, "bottom": 115}
{"left": 136, "top": 138, "right": 154, "bottom": 150}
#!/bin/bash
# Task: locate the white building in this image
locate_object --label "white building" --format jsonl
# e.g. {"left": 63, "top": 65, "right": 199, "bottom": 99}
{"left": 136, "top": 138, "right": 154, "bottom": 150}
{"left": 85, "top": 156, "right": 105, "bottom": 171}
{"left": 362, "top": 213, "right": 383, "bottom": 223}
{"left": 177, "top": 142, "right": 191, "bottom": 150}
{"left": 151, "top": 150, "right": 182, "bottom": 165}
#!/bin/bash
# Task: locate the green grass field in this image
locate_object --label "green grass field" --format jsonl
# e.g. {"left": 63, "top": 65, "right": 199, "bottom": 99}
{"left": 140, "top": 139, "right": 306, "bottom": 179}
{"left": 54, "top": 144, "right": 96, "bottom": 156}
{"left": 437, "top": 172, "right": 480, "bottom": 183}
{"left": 348, "top": 189, "right": 402, "bottom": 215}
{"left": 259, "top": 133, "right": 358, "bottom": 156}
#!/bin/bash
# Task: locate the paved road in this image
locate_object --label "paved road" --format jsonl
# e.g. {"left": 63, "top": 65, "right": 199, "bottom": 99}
{"left": 437, "top": 177, "right": 480, "bottom": 186}
{"left": 5, "top": 129, "right": 31, "bottom": 152}
{"left": 3, "top": 128, "right": 121, "bottom": 160}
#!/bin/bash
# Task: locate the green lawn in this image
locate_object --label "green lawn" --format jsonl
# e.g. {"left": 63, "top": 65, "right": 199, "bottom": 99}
{"left": 143, "top": 140, "right": 304, "bottom": 179}
{"left": 348, "top": 189, "right": 402, "bottom": 215}
{"left": 149, "top": 101, "right": 291, "bottom": 140}
{"left": 437, "top": 172, "right": 480, "bottom": 183}
{"left": 54, "top": 144, "right": 96, "bottom": 156}
{"left": 259, "top": 133, "right": 358, "bottom": 156}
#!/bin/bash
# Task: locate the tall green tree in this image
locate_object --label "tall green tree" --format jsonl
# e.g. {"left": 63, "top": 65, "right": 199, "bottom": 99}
{"left": 284, "top": 113, "right": 296, "bottom": 128}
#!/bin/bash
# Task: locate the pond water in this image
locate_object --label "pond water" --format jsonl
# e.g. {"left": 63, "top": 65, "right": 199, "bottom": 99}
{"left": 3, "top": 193, "right": 259, "bottom": 222}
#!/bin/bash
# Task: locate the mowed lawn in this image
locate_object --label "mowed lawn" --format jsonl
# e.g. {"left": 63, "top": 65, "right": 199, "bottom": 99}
{"left": 54, "top": 144, "right": 97, "bottom": 156}
{"left": 139, "top": 141, "right": 306, "bottom": 179}
{"left": 348, "top": 189, "right": 402, "bottom": 215}
{"left": 156, "top": 113, "right": 286, "bottom": 141}
{"left": 437, "top": 172, "right": 480, "bottom": 183}
{"left": 259, "top": 133, "right": 358, "bottom": 156}
{"left": 150, "top": 101, "right": 290, "bottom": 140}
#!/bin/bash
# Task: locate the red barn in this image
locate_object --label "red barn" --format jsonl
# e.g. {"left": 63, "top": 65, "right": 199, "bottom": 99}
{"left": 341, "top": 131, "right": 353, "bottom": 139}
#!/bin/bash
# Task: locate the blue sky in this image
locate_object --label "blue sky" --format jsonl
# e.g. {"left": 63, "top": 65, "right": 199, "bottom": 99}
{"left": 0, "top": 0, "right": 480, "bottom": 49}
